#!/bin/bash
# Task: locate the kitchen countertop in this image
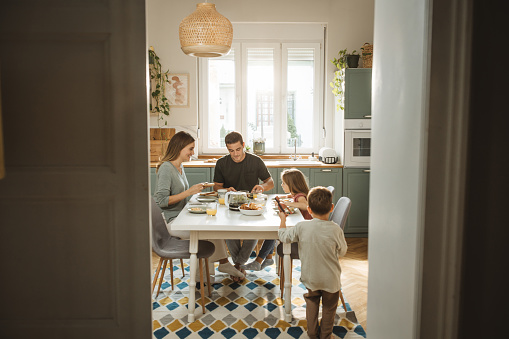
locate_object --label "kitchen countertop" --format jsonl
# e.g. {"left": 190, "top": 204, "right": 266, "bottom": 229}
{"left": 150, "top": 160, "right": 343, "bottom": 168}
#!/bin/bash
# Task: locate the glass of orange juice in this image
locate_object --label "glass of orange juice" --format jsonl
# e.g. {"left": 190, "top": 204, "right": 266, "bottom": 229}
{"left": 217, "top": 189, "right": 227, "bottom": 205}
{"left": 206, "top": 202, "right": 218, "bottom": 216}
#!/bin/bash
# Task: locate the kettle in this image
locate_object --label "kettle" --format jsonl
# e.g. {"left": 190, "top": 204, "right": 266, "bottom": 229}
{"left": 225, "top": 191, "right": 249, "bottom": 211}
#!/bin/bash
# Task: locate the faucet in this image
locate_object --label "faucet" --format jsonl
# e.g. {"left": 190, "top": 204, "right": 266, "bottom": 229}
{"left": 289, "top": 138, "right": 301, "bottom": 161}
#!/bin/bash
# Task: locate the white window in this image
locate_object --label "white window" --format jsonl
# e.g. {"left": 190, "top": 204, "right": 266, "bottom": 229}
{"left": 200, "top": 24, "right": 323, "bottom": 154}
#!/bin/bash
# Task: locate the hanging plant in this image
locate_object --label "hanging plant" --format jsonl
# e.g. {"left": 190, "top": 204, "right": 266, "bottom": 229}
{"left": 149, "top": 47, "right": 171, "bottom": 126}
{"left": 330, "top": 49, "right": 357, "bottom": 111}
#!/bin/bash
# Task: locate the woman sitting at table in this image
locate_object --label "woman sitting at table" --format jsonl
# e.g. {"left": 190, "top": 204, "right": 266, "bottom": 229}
{"left": 153, "top": 131, "right": 245, "bottom": 280}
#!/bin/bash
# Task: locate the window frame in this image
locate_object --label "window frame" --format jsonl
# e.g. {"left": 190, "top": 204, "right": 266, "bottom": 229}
{"left": 199, "top": 28, "right": 324, "bottom": 155}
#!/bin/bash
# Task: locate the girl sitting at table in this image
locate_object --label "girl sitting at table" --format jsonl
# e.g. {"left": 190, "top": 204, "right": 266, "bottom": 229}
{"left": 279, "top": 168, "right": 313, "bottom": 220}
{"left": 153, "top": 131, "right": 245, "bottom": 281}
{"left": 242, "top": 168, "right": 312, "bottom": 271}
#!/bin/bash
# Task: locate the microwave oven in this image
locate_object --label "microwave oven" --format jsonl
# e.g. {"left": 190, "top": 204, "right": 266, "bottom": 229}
{"left": 344, "top": 129, "right": 371, "bottom": 167}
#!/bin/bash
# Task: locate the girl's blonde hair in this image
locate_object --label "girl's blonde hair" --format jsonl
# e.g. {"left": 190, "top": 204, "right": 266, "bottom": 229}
{"left": 156, "top": 131, "right": 195, "bottom": 171}
{"left": 281, "top": 169, "right": 309, "bottom": 195}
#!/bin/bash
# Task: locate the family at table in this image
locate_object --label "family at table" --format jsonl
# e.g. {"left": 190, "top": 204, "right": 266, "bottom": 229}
{"left": 152, "top": 130, "right": 348, "bottom": 339}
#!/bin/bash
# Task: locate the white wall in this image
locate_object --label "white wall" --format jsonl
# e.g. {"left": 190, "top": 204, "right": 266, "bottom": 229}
{"left": 367, "top": 0, "right": 430, "bottom": 337}
{"left": 147, "top": 0, "right": 374, "bottom": 153}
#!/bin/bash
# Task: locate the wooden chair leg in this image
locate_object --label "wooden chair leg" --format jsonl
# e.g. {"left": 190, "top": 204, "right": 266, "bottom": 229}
{"left": 339, "top": 289, "right": 347, "bottom": 312}
{"left": 199, "top": 259, "right": 206, "bottom": 314}
{"left": 155, "top": 259, "right": 168, "bottom": 297}
{"left": 180, "top": 259, "right": 185, "bottom": 278}
{"left": 169, "top": 259, "right": 174, "bottom": 290}
{"left": 152, "top": 257, "right": 164, "bottom": 294}
{"left": 205, "top": 258, "right": 212, "bottom": 297}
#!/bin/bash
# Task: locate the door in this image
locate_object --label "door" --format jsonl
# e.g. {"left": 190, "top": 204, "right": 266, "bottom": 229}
{"left": 344, "top": 68, "right": 372, "bottom": 119}
{"left": 310, "top": 168, "right": 342, "bottom": 203}
{"left": 0, "top": 1, "right": 151, "bottom": 338}
{"left": 342, "top": 168, "right": 370, "bottom": 235}
{"left": 184, "top": 167, "right": 212, "bottom": 187}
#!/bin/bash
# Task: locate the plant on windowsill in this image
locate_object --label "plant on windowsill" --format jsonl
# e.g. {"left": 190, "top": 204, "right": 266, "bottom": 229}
{"left": 330, "top": 49, "right": 358, "bottom": 111}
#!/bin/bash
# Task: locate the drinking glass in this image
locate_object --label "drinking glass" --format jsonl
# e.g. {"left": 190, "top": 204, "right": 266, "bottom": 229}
{"left": 206, "top": 202, "right": 218, "bottom": 216}
{"left": 217, "top": 189, "right": 227, "bottom": 205}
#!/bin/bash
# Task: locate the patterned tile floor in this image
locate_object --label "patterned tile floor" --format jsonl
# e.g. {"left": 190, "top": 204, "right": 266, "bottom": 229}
{"left": 152, "top": 259, "right": 366, "bottom": 339}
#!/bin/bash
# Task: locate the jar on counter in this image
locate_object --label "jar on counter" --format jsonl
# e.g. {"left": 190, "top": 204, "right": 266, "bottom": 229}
{"left": 253, "top": 141, "right": 265, "bottom": 155}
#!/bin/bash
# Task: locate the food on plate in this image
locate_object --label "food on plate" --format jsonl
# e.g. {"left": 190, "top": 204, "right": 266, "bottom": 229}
{"left": 200, "top": 191, "right": 218, "bottom": 196}
{"left": 240, "top": 203, "right": 262, "bottom": 210}
{"left": 189, "top": 207, "right": 205, "bottom": 212}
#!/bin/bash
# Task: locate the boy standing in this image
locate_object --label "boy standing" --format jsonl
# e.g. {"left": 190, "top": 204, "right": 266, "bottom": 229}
{"left": 278, "top": 187, "right": 348, "bottom": 339}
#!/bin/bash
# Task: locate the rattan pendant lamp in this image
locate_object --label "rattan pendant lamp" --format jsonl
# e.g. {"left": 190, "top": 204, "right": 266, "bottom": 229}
{"left": 179, "top": 2, "right": 233, "bottom": 58}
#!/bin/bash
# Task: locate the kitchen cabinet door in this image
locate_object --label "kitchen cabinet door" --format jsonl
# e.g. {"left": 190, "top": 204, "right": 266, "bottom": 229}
{"left": 342, "top": 168, "right": 370, "bottom": 236}
{"left": 344, "top": 68, "right": 372, "bottom": 119}
{"left": 184, "top": 167, "right": 212, "bottom": 192}
{"left": 266, "top": 167, "right": 279, "bottom": 194}
{"left": 309, "top": 168, "right": 342, "bottom": 203}
{"left": 278, "top": 167, "right": 311, "bottom": 194}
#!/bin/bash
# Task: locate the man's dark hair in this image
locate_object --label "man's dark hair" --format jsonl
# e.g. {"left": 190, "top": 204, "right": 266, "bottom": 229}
{"left": 307, "top": 186, "right": 333, "bottom": 215}
{"left": 225, "top": 131, "right": 244, "bottom": 145}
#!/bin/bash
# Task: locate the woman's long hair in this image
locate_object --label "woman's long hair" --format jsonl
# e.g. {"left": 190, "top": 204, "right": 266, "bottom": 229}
{"left": 156, "top": 131, "right": 195, "bottom": 171}
{"left": 281, "top": 168, "right": 309, "bottom": 195}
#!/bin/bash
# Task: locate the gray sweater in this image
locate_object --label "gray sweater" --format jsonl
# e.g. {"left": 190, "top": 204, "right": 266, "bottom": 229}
{"left": 278, "top": 218, "right": 348, "bottom": 293}
{"left": 153, "top": 161, "right": 190, "bottom": 222}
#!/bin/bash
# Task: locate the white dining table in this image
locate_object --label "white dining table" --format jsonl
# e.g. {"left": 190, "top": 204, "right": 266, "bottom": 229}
{"left": 171, "top": 194, "right": 303, "bottom": 322}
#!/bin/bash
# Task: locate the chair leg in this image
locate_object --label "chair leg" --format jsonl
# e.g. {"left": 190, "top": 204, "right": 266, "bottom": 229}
{"left": 152, "top": 257, "right": 164, "bottom": 294}
{"left": 156, "top": 259, "right": 168, "bottom": 297}
{"left": 170, "top": 259, "right": 174, "bottom": 290}
{"left": 205, "top": 258, "right": 212, "bottom": 297}
{"left": 339, "top": 289, "right": 347, "bottom": 312}
{"left": 199, "top": 259, "right": 206, "bottom": 314}
{"left": 180, "top": 258, "right": 185, "bottom": 278}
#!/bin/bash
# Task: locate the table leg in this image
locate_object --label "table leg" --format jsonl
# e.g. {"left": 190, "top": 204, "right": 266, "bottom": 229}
{"left": 283, "top": 242, "right": 292, "bottom": 322}
{"left": 188, "top": 231, "right": 199, "bottom": 322}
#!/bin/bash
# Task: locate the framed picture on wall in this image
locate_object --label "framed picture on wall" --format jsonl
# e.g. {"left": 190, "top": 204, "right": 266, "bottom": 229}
{"left": 166, "top": 73, "right": 189, "bottom": 108}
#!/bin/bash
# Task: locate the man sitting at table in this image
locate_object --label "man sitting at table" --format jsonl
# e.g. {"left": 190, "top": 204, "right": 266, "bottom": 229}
{"left": 213, "top": 131, "right": 275, "bottom": 282}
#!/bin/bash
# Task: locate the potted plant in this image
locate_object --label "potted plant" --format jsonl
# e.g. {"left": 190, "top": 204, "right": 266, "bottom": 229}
{"left": 252, "top": 137, "right": 266, "bottom": 155}
{"left": 149, "top": 47, "right": 171, "bottom": 130}
{"left": 330, "top": 48, "right": 359, "bottom": 110}
{"left": 345, "top": 50, "right": 360, "bottom": 68}
{"left": 148, "top": 47, "right": 173, "bottom": 160}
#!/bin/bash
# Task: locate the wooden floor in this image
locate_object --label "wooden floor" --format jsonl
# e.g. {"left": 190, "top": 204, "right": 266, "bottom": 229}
{"left": 342, "top": 237, "right": 368, "bottom": 330}
{"left": 151, "top": 237, "right": 369, "bottom": 331}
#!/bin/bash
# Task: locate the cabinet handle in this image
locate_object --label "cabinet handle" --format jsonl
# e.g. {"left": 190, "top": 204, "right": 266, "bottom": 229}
{"left": 363, "top": 169, "right": 371, "bottom": 173}
{"left": 363, "top": 115, "right": 372, "bottom": 118}
{"left": 321, "top": 169, "right": 332, "bottom": 172}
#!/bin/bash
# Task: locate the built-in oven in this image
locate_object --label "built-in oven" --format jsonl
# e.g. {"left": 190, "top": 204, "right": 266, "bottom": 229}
{"left": 343, "top": 120, "right": 371, "bottom": 168}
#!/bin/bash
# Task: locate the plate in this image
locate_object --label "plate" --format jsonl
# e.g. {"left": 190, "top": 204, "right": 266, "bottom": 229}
{"left": 197, "top": 196, "right": 217, "bottom": 202}
{"left": 239, "top": 208, "right": 264, "bottom": 216}
{"left": 188, "top": 206, "right": 207, "bottom": 214}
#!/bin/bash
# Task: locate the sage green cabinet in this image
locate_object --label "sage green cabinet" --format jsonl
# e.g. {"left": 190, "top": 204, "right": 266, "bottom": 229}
{"left": 309, "top": 168, "right": 342, "bottom": 203}
{"left": 183, "top": 167, "right": 212, "bottom": 191}
{"left": 266, "top": 167, "right": 279, "bottom": 193}
{"left": 344, "top": 68, "right": 372, "bottom": 119}
{"left": 342, "top": 168, "right": 370, "bottom": 236}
